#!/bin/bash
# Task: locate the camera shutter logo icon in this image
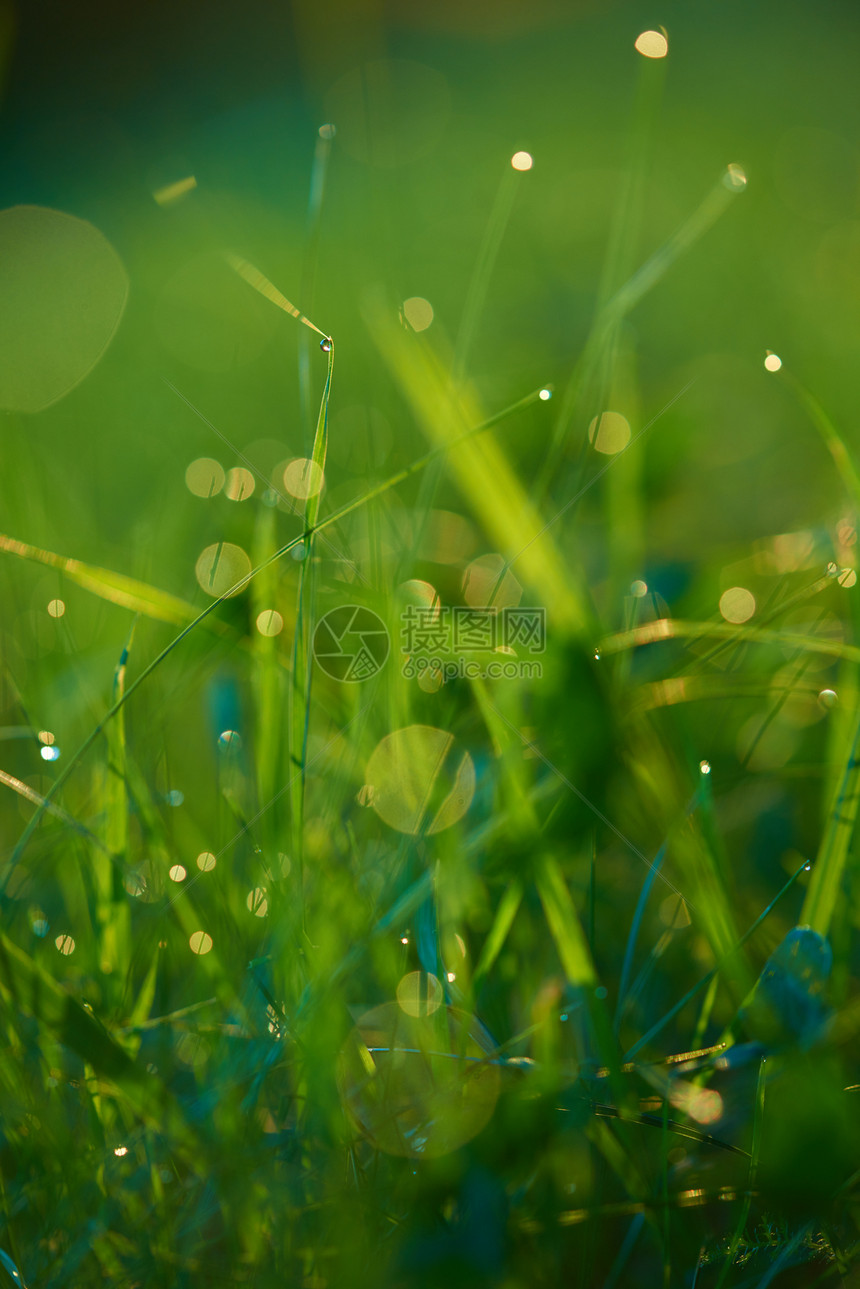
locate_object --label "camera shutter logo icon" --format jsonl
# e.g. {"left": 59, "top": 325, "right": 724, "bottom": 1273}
{"left": 313, "top": 605, "right": 390, "bottom": 682}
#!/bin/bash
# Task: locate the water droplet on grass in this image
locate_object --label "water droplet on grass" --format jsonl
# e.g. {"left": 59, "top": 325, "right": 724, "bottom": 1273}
{"left": 320, "top": 336, "right": 332, "bottom": 352}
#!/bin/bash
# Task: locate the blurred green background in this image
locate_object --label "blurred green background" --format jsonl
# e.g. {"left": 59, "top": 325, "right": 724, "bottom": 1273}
{"left": 1, "top": 1, "right": 860, "bottom": 1285}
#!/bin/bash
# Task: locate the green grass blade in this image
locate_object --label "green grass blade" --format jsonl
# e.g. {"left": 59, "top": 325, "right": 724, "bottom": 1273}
{"left": 453, "top": 160, "right": 521, "bottom": 381}
{"left": 472, "top": 878, "right": 523, "bottom": 988}
{"left": 364, "top": 290, "right": 590, "bottom": 636}
{"left": 0, "top": 531, "right": 200, "bottom": 625}
{"left": 0, "top": 931, "right": 207, "bottom": 1171}
{"left": 801, "top": 697, "right": 860, "bottom": 935}
{"left": 535, "top": 854, "right": 596, "bottom": 987}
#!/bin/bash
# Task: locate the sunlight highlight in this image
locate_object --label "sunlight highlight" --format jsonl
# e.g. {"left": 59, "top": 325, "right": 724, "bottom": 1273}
{"left": 588, "top": 411, "right": 632, "bottom": 456}
{"left": 224, "top": 466, "right": 255, "bottom": 502}
{"left": 397, "top": 971, "right": 443, "bottom": 1017}
{"left": 189, "top": 931, "right": 213, "bottom": 955}
{"left": 402, "top": 296, "right": 434, "bottom": 332}
{"left": 511, "top": 151, "right": 533, "bottom": 171}
{"left": 246, "top": 887, "right": 268, "bottom": 917}
{"left": 283, "top": 457, "right": 325, "bottom": 501}
{"left": 55, "top": 934, "right": 75, "bottom": 955}
{"left": 256, "top": 609, "right": 284, "bottom": 637}
{"left": 719, "top": 586, "right": 756, "bottom": 623}
{"left": 168, "top": 865, "right": 186, "bottom": 882}
{"left": 197, "top": 851, "right": 217, "bottom": 871}
{"left": 634, "top": 30, "right": 668, "bottom": 58}
{"left": 724, "top": 163, "right": 748, "bottom": 190}
{"left": 764, "top": 351, "right": 783, "bottom": 372}
{"left": 194, "top": 542, "right": 252, "bottom": 598}
{"left": 47, "top": 599, "right": 65, "bottom": 618}
{"left": 365, "top": 725, "right": 476, "bottom": 835}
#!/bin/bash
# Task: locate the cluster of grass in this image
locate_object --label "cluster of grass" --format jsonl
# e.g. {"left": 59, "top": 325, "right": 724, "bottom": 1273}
{"left": 2, "top": 7, "right": 860, "bottom": 1286}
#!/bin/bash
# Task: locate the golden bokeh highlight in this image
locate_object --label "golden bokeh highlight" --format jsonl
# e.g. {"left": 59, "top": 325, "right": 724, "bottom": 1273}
{"left": 283, "top": 457, "right": 325, "bottom": 500}
{"left": 55, "top": 934, "right": 75, "bottom": 956}
{"left": 365, "top": 725, "right": 476, "bottom": 835}
{"left": 337, "top": 1003, "right": 501, "bottom": 1158}
{"left": 724, "top": 163, "right": 748, "bottom": 190}
{"left": 224, "top": 466, "right": 255, "bottom": 501}
{"left": 634, "top": 29, "right": 668, "bottom": 58}
{"left": 168, "top": 865, "right": 186, "bottom": 882}
{"left": 196, "top": 851, "right": 217, "bottom": 871}
{"left": 194, "top": 542, "right": 252, "bottom": 598}
{"left": 764, "top": 351, "right": 783, "bottom": 372}
{"left": 511, "top": 151, "right": 534, "bottom": 171}
{"left": 463, "top": 554, "right": 522, "bottom": 609}
{"left": 47, "top": 599, "right": 66, "bottom": 618}
{"left": 0, "top": 205, "right": 129, "bottom": 413}
{"left": 397, "top": 971, "right": 444, "bottom": 1017}
{"left": 402, "top": 296, "right": 434, "bottom": 332}
{"left": 189, "top": 930, "right": 213, "bottom": 955}
{"left": 417, "top": 665, "right": 444, "bottom": 694}
{"left": 256, "top": 609, "right": 284, "bottom": 637}
{"left": 185, "top": 457, "right": 225, "bottom": 498}
{"left": 588, "top": 411, "right": 632, "bottom": 456}
{"left": 246, "top": 887, "right": 269, "bottom": 917}
{"left": 398, "top": 579, "right": 440, "bottom": 614}
{"left": 719, "top": 586, "right": 756, "bottom": 624}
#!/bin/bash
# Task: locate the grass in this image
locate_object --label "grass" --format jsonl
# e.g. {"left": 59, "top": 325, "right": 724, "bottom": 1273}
{"left": 1, "top": 7, "right": 860, "bottom": 1286}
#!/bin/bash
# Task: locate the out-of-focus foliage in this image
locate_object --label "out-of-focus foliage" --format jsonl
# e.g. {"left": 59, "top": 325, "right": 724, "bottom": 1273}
{"left": 1, "top": 1, "right": 859, "bottom": 1285}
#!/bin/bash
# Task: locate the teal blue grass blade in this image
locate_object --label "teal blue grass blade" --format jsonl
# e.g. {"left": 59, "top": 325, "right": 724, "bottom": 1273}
{"left": 615, "top": 842, "right": 666, "bottom": 1032}
{"left": 625, "top": 857, "right": 811, "bottom": 1060}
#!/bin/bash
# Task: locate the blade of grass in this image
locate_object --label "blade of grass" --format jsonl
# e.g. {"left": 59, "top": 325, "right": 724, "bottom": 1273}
{"left": 601, "top": 616, "right": 860, "bottom": 668}
{"left": 540, "top": 164, "right": 746, "bottom": 494}
{"left": 365, "top": 289, "right": 590, "bottom": 636}
{"left": 289, "top": 337, "right": 333, "bottom": 929}
{"left": 784, "top": 371, "right": 860, "bottom": 511}
{"left": 714, "top": 1053, "right": 767, "bottom": 1289}
{"left": 4, "top": 384, "right": 548, "bottom": 878}
{"left": 801, "top": 694, "right": 860, "bottom": 935}
{"left": 96, "top": 623, "right": 136, "bottom": 985}
{"left": 299, "top": 124, "right": 335, "bottom": 444}
{"left": 625, "top": 856, "right": 811, "bottom": 1060}
{"left": 453, "top": 157, "right": 523, "bottom": 382}
{"left": 0, "top": 532, "right": 201, "bottom": 626}
{"left": 0, "top": 931, "right": 208, "bottom": 1172}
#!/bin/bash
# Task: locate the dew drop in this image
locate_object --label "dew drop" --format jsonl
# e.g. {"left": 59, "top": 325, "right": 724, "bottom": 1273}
{"left": 804, "top": 862, "right": 812, "bottom": 872}
{"left": 320, "top": 336, "right": 332, "bottom": 353}
{"left": 539, "top": 388, "right": 552, "bottom": 401}
{"left": 40, "top": 745, "right": 61, "bottom": 762}
{"left": 818, "top": 688, "right": 838, "bottom": 710}
{"left": 699, "top": 760, "right": 711, "bottom": 775}
{"left": 593, "top": 649, "right": 601, "bottom": 661}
